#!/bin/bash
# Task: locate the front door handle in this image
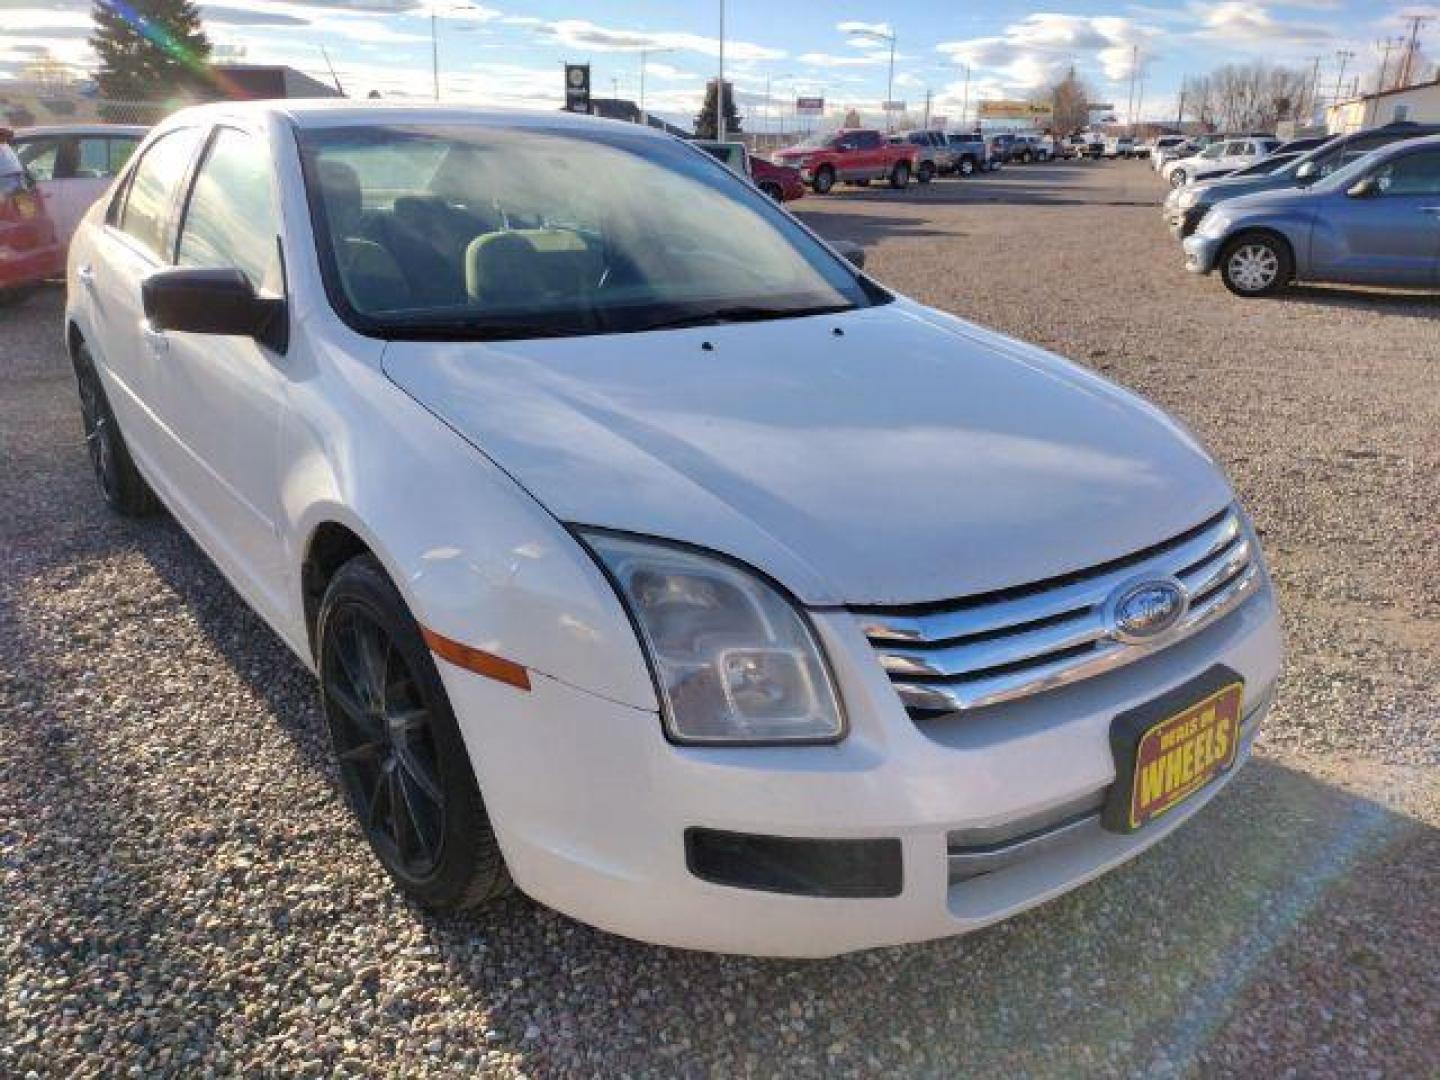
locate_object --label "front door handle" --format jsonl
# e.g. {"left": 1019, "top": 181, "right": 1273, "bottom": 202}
{"left": 141, "top": 323, "right": 169, "bottom": 358}
{"left": 77, "top": 265, "right": 96, "bottom": 289}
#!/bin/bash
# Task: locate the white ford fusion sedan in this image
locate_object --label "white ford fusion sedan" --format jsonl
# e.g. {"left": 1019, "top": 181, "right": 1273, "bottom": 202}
{"left": 64, "top": 102, "right": 1281, "bottom": 957}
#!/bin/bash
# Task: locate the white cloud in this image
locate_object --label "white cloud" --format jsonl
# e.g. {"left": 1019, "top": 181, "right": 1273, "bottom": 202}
{"left": 797, "top": 51, "right": 888, "bottom": 68}
{"left": 937, "top": 13, "right": 1159, "bottom": 93}
{"left": 1193, "top": 2, "right": 1331, "bottom": 43}
{"left": 535, "top": 18, "right": 785, "bottom": 62}
{"left": 836, "top": 20, "right": 894, "bottom": 39}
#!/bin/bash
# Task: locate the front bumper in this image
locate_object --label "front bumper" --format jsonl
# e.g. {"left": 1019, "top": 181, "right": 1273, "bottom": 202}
{"left": 1184, "top": 233, "right": 1223, "bottom": 275}
{"left": 438, "top": 574, "right": 1282, "bottom": 957}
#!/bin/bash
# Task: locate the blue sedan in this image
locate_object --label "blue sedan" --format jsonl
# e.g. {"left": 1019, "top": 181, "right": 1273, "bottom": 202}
{"left": 1184, "top": 133, "right": 1440, "bottom": 296}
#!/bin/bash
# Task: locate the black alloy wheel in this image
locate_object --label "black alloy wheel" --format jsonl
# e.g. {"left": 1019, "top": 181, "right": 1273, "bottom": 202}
{"left": 324, "top": 602, "right": 447, "bottom": 881}
{"left": 318, "top": 555, "right": 511, "bottom": 909}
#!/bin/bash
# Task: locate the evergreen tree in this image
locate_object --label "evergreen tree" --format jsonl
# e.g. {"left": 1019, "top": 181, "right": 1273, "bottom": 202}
{"left": 694, "top": 79, "right": 743, "bottom": 139}
{"left": 91, "top": 0, "right": 212, "bottom": 103}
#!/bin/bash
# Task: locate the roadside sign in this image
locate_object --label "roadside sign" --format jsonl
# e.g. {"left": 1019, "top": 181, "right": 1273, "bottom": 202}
{"left": 978, "top": 99, "right": 1053, "bottom": 121}
{"left": 882, "top": 100, "right": 906, "bottom": 112}
{"left": 796, "top": 96, "right": 825, "bottom": 114}
{"left": 564, "top": 63, "right": 590, "bottom": 114}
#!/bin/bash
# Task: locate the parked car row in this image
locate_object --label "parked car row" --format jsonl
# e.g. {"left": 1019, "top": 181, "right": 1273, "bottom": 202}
{"left": 774, "top": 128, "right": 1000, "bottom": 193}
{"left": 1164, "top": 124, "right": 1440, "bottom": 297}
{"left": 694, "top": 140, "right": 807, "bottom": 204}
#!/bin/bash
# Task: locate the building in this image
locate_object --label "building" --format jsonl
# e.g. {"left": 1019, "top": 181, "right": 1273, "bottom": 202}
{"left": 1326, "top": 75, "right": 1440, "bottom": 134}
{"left": 208, "top": 64, "right": 342, "bottom": 101}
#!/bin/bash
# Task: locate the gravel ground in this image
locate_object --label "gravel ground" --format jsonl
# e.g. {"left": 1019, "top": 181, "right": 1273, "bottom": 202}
{"left": 2, "top": 161, "right": 1437, "bottom": 1077}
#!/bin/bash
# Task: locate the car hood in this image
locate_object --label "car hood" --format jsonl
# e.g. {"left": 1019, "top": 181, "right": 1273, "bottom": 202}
{"left": 382, "top": 302, "right": 1232, "bottom": 606}
{"left": 1212, "top": 185, "right": 1320, "bottom": 217}
{"left": 1198, "top": 172, "right": 1295, "bottom": 201}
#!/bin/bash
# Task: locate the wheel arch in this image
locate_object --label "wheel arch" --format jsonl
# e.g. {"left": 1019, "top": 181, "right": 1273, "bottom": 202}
{"left": 1223, "top": 225, "right": 1298, "bottom": 273}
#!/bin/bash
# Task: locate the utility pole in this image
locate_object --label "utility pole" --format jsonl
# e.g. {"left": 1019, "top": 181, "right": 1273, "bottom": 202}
{"left": 1134, "top": 64, "right": 1145, "bottom": 136}
{"left": 1377, "top": 38, "right": 1402, "bottom": 94}
{"left": 1175, "top": 86, "right": 1185, "bottom": 127}
{"left": 1332, "top": 49, "right": 1355, "bottom": 106}
{"left": 1306, "top": 55, "right": 1322, "bottom": 119}
{"left": 960, "top": 64, "right": 971, "bottom": 131}
{"left": 1397, "top": 16, "right": 1431, "bottom": 89}
{"left": 922, "top": 87, "right": 932, "bottom": 129}
{"left": 886, "top": 31, "right": 897, "bottom": 132}
{"left": 1125, "top": 44, "right": 1139, "bottom": 136}
{"left": 431, "top": 12, "right": 439, "bottom": 100}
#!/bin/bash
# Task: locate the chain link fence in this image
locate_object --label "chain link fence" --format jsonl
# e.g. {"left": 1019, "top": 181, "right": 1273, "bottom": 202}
{"left": 1, "top": 91, "right": 182, "bottom": 131}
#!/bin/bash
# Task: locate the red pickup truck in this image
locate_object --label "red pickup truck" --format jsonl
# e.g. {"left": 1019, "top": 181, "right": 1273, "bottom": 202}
{"left": 774, "top": 129, "right": 918, "bottom": 194}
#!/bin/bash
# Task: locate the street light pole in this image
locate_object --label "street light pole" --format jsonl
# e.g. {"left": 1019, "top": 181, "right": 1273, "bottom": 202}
{"left": 431, "top": 12, "right": 439, "bottom": 101}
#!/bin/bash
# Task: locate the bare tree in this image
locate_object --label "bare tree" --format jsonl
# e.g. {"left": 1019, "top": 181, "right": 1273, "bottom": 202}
{"left": 1182, "top": 62, "right": 1307, "bottom": 131}
{"left": 1033, "top": 68, "right": 1093, "bottom": 135}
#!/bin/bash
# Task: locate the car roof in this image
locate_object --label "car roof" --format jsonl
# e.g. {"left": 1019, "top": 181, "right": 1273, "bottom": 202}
{"left": 154, "top": 99, "right": 677, "bottom": 141}
{"left": 1368, "top": 131, "right": 1440, "bottom": 158}
{"left": 15, "top": 124, "right": 149, "bottom": 138}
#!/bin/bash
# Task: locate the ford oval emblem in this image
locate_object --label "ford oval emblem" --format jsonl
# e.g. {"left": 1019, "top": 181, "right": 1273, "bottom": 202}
{"left": 1109, "top": 578, "right": 1188, "bottom": 644}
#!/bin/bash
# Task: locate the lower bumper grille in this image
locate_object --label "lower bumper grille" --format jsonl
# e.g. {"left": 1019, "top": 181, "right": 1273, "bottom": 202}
{"left": 852, "top": 507, "right": 1262, "bottom": 716}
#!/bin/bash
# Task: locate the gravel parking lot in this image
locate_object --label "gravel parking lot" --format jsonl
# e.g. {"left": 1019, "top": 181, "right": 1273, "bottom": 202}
{"left": 2, "top": 161, "right": 1436, "bottom": 1078}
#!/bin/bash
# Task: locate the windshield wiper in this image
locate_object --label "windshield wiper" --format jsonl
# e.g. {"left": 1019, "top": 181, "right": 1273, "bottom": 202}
{"left": 630, "top": 303, "right": 856, "bottom": 333}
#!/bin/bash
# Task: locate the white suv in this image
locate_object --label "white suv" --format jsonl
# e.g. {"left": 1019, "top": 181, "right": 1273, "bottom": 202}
{"left": 63, "top": 102, "right": 1281, "bottom": 957}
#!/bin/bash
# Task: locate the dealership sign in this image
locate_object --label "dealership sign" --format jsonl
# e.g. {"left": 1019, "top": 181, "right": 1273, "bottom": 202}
{"left": 882, "top": 100, "right": 906, "bottom": 112}
{"left": 564, "top": 63, "right": 591, "bottom": 114}
{"left": 796, "top": 96, "right": 825, "bottom": 114}
{"left": 978, "top": 99, "right": 1054, "bottom": 121}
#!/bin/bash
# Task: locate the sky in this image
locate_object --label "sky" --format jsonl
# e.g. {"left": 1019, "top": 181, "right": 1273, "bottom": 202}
{"left": 1, "top": 0, "right": 1435, "bottom": 129}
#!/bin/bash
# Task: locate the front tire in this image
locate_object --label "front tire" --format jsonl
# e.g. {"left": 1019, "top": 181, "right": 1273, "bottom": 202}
{"left": 812, "top": 166, "right": 835, "bottom": 194}
{"left": 318, "top": 555, "right": 513, "bottom": 911}
{"left": 1170, "top": 168, "right": 1187, "bottom": 187}
{"left": 1020, "top": 150, "right": 1033, "bottom": 164}
{"left": 74, "top": 342, "right": 159, "bottom": 517}
{"left": 1219, "top": 232, "right": 1292, "bottom": 298}
{"left": 889, "top": 161, "right": 911, "bottom": 189}
{"left": 917, "top": 161, "right": 935, "bottom": 184}
{"left": 758, "top": 180, "right": 783, "bottom": 201}
{"left": 958, "top": 157, "right": 976, "bottom": 177}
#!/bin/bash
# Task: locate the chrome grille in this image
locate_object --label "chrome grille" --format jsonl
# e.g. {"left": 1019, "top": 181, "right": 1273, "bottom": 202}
{"left": 852, "top": 507, "right": 1261, "bottom": 715}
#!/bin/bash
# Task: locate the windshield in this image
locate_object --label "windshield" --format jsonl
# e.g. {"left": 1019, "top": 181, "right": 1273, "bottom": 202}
{"left": 298, "top": 123, "right": 881, "bottom": 339}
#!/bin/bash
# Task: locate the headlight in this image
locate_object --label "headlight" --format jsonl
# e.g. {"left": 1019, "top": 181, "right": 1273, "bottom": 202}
{"left": 580, "top": 531, "right": 845, "bottom": 745}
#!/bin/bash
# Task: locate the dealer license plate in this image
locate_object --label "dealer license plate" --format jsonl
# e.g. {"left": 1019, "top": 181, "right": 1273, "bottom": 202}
{"left": 1104, "top": 669, "right": 1243, "bottom": 833}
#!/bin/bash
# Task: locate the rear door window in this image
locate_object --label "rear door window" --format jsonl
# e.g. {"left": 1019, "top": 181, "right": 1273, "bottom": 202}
{"left": 116, "top": 127, "right": 204, "bottom": 259}
{"left": 16, "top": 137, "right": 63, "bottom": 181}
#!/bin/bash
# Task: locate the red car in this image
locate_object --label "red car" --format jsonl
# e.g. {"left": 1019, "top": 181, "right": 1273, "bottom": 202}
{"left": 0, "top": 127, "right": 63, "bottom": 306}
{"left": 773, "top": 128, "right": 919, "bottom": 193}
{"left": 749, "top": 155, "right": 806, "bottom": 203}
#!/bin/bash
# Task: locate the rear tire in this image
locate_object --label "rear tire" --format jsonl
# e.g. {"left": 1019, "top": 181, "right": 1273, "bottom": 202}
{"left": 958, "top": 157, "right": 976, "bottom": 177}
{"left": 318, "top": 555, "right": 514, "bottom": 911}
{"left": 889, "top": 161, "right": 911, "bottom": 189}
{"left": 812, "top": 166, "right": 835, "bottom": 194}
{"left": 1219, "top": 232, "right": 1292, "bottom": 298}
{"left": 917, "top": 161, "right": 935, "bottom": 184}
{"left": 1020, "top": 150, "right": 1033, "bottom": 164}
{"left": 74, "top": 342, "right": 159, "bottom": 517}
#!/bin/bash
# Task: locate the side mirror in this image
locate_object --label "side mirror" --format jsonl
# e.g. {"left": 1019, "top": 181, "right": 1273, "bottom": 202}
{"left": 1346, "top": 176, "right": 1381, "bottom": 199}
{"left": 1294, "top": 161, "right": 1319, "bottom": 184}
{"left": 831, "top": 240, "right": 866, "bottom": 270}
{"left": 142, "top": 267, "right": 286, "bottom": 349}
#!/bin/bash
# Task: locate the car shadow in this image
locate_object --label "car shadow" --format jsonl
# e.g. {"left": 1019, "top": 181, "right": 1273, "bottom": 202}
{"left": 1278, "top": 283, "right": 1440, "bottom": 318}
